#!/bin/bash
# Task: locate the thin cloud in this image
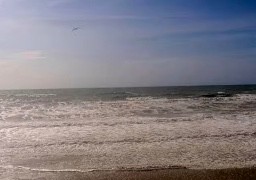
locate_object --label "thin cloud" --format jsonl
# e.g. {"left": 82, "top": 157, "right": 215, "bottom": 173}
{"left": 0, "top": 50, "right": 46, "bottom": 61}
{"left": 20, "top": 50, "right": 46, "bottom": 60}
{"left": 46, "top": 0, "right": 73, "bottom": 7}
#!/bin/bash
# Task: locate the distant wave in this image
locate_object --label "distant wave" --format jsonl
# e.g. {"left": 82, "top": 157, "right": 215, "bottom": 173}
{"left": 200, "top": 92, "right": 233, "bottom": 98}
{"left": 127, "top": 96, "right": 163, "bottom": 101}
{"left": 14, "top": 94, "right": 56, "bottom": 97}
{"left": 100, "top": 91, "right": 139, "bottom": 96}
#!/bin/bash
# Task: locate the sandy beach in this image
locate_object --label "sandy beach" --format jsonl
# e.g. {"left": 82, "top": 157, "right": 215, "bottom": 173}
{"left": 1, "top": 167, "right": 256, "bottom": 180}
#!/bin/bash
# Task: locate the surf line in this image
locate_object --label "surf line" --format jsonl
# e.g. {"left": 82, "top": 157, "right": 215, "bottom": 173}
{"left": 0, "top": 165, "right": 187, "bottom": 173}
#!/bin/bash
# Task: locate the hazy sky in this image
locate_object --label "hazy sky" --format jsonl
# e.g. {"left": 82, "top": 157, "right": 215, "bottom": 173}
{"left": 0, "top": 0, "right": 255, "bottom": 89}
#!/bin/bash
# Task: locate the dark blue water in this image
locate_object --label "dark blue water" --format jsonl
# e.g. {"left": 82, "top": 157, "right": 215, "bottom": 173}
{"left": 1, "top": 85, "right": 256, "bottom": 101}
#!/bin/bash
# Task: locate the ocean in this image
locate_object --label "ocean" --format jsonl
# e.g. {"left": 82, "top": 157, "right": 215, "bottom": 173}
{"left": 0, "top": 85, "right": 256, "bottom": 179}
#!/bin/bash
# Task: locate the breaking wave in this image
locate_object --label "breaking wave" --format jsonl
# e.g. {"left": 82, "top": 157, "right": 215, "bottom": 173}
{"left": 0, "top": 164, "right": 187, "bottom": 173}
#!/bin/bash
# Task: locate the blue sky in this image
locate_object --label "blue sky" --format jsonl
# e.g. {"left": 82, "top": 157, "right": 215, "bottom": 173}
{"left": 0, "top": 0, "right": 255, "bottom": 89}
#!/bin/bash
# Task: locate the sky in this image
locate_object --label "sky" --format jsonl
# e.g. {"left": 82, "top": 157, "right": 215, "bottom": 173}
{"left": 0, "top": 0, "right": 255, "bottom": 89}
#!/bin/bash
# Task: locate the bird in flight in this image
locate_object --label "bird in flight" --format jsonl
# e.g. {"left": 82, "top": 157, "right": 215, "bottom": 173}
{"left": 72, "top": 27, "right": 81, "bottom": 32}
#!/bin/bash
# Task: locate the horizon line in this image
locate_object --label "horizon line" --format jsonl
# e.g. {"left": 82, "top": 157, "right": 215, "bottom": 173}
{"left": 0, "top": 83, "right": 255, "bottom": 91}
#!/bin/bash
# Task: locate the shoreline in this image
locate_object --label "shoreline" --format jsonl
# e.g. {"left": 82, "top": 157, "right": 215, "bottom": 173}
{"left": 2, "top": 167, "right": 256, "bottom": 180}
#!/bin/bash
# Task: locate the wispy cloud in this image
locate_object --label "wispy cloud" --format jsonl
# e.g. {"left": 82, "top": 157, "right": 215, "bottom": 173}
{"left": 0, "top": 50, "right": 46, "bottom": 61}
{"left": 19, "top": 50, "right": 46, "bottom": 60}
{"left": 46, "top": 0, "right": 73, "bottom": 7}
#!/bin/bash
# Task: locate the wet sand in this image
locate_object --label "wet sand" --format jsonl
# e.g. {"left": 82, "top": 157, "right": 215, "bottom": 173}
{"left": 2, "top": 167, "right": 256, "bottom": 180}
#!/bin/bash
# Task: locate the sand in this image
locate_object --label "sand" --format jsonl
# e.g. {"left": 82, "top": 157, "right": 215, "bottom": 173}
{"left": 2, "top": 167, "right": 256, "bottom": 180}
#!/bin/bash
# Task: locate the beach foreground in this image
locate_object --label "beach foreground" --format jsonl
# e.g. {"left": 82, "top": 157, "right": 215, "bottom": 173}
{"left": 1, "top": 167, "right": 256, "bottom": 180}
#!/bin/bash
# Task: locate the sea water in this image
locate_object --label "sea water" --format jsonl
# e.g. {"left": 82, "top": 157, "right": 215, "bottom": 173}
{"left": 0, "top": 85, "right": 256, "bottom": 178}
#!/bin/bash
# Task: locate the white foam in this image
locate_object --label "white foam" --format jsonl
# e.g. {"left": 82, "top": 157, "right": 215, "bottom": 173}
{"left": 15, "top": 94, "right": 56, "bottom": 97}
{"left": 0, "top": 94, "right": 256, "bottom": 170}
{"left": 0, "top": 165, "right": 92, "bottom": 173}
